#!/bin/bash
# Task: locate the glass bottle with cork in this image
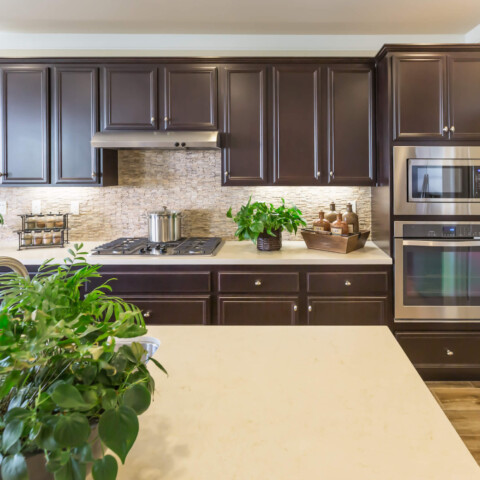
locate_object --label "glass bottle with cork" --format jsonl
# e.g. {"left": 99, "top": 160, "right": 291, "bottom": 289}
{"left": 325, "top": 202, "right": 338, "bottom": 223}
{"left": 342, "top": 203, "right": 359, "bottom": 234}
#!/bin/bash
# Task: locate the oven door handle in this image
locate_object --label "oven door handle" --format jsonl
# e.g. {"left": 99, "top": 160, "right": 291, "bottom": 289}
{"left": 402, "top": 240, "right": 480, "bottom": 247}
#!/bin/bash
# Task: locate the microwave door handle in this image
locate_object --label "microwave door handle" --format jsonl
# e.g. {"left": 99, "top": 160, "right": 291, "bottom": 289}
{"left": 403, "top": 240, "right": 480, "bottom": 247}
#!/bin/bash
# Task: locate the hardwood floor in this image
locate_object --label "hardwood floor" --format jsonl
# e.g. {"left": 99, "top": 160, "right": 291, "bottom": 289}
{"left": 428, "top": 381, "right": 480, "bottom": 465}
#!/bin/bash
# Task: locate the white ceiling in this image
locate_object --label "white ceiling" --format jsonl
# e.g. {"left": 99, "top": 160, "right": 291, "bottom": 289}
{"left": 1, "top": 0, "right": 480, "bottom": 35}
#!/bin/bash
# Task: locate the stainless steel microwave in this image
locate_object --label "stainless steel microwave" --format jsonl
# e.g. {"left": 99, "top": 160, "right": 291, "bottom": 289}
{"left": 394, "top": 146, "right": 480, "bottom": 216}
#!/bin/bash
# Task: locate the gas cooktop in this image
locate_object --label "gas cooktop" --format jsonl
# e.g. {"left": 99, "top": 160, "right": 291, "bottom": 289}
{"left": 92, "top": 237, "right": 223, "bottom": 256}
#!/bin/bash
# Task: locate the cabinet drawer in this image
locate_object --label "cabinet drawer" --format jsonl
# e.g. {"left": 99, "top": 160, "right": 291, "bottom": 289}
{"left": 123, "top": 296, "right": 210, "bottom": 325}
{"left": 307, "top": 272, "right": 388, "bottom": 295}
{"left": 218, "top": 296, "right": 298, "bottom": 325}
{"left": 218, "top": 272, "right": 299, "bottom": 293}
{"left": 396, "top": 332, "right": 480, "bottom": 368}
{"left": 307, "top": 297, "right": 387, "bottom": 325}
{"left": 88, "top": 271, "right": 211, "bottom": 294}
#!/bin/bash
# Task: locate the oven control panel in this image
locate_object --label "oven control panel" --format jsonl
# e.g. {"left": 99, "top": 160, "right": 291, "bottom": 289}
{"left": 401, "top": 223, "right": 480, "bottom": 238}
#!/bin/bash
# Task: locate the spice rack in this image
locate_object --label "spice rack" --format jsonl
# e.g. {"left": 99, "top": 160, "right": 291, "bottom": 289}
{"left": 16, "top": 213, "right": 70, "bottom": 250}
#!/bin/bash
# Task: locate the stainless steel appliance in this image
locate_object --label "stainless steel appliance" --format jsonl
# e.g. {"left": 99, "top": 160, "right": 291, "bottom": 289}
{"left": 394, "top": 146, "right": 480, "bottom": 215}
{"left": 394, "top": 221, "right": 480, "bottom": 322}
{"left": 148, "top": 207, "right": 182, "bottom": 242}
{"left": 91, "top": 131, "right": 220, "bottom": 150}
{"left": 92, "top": 237, "right": 223, "bottom": 256}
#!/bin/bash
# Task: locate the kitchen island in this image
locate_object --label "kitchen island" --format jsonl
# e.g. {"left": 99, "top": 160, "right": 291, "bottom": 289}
{"left": 113, "top": 325, "right": 480, "bottom": 480}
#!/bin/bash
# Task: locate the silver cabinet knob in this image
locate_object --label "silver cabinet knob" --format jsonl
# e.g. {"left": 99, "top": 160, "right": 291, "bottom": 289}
{"left": 144, "top": 311, "right": 151, "bottom": 318}
{"left": 225, "top": 171, "right": 229, "bottom": 177}
{"left": 330, "top": 171, "right": 334, "bottom": 177}
{"left": 345, "top": 280, "right": 351, "bottom": 286}
{"left": 151, "top": 116, "right": 155, "bottom": 123}
{"left": 293, "top": 305, "right": 298, "bottom": 312}
{"left": 164, "top": 116, "right": 169, "bottom": 122}
{"left": 308, "top": 305, "right": 312, "bottom": 312}
{"left": 0, "top": 173, "right": 5, "bottom": 177}
{"left": 254, "top": 280, "right": 262, "bottom": 286}
{"left": 446, "top": 349, "right": 454, "bottom": 356}
{"left": 443, "top": 126, "right": 449, "bottom": 133}
{"left": 91, "top": 171, "right": 97, "bottom": 178}
{"left": 450, "top": 126, "right": 455, "bottom": 133}
{"left": 317, "top": 171, "right": 321, "bottom": 177}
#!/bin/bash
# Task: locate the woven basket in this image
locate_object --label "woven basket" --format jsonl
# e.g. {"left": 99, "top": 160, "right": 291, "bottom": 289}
{"left": 257, "top": 228, "right": 283, "bottom": 251}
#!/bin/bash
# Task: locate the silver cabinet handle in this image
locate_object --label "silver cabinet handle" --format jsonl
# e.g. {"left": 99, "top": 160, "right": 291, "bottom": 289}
{"left": 254, "top": 280, "right": 262, "bottom": 286}
{"left": 317, "top": 171, "right": 321, "bottom": 177}
{"left": 293, "top": 305, "right": 298, "bottom": 312}
{"left": 144, "top": 311, "right": 152, "bottom": 318}
{"left": 308, "top": 305, "right": 312, "bottom": 312}
{"left": 443, "top": 126, "right": 449, "bottom": 133}
{"left": 345, "top": 280, "right": 351, "bottom": 286}
{"left": 450, "top": 126, "right": 455, "bottom": 133}
{"left": 446, "top": 349, "right": 454, "bottom": 356}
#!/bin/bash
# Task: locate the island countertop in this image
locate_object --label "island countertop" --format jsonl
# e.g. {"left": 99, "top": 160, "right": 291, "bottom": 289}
{"left": 0, "top": 240, "right": 392, "bottom": 266}
{"left": 113, "top": 326, "right": 480, "bottom": 480}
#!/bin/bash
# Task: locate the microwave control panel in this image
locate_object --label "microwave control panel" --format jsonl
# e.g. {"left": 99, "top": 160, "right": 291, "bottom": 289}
{"left": 402, "top": 223, "right": 480, "bottom": 238}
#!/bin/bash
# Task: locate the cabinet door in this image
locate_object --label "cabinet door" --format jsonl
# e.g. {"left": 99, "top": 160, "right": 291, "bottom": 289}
{"left": 218, "top": 296, "right": 298, "bottom": 325}
{"left": 448, "top": 55, "right": 480, "bottom": 140}
{"left": 393, "top": 55, "right": 447, "bottom": 140}
{"left": 102, "top": 65, "right": 157, "bottom": 130}
{"left": 0, "top": 65, "right": 49, "bottom": 184}
{"left": 53, "top": 66, "right": 99, "bottom": 185}
{"left": 220, "top": 65, "right": 267, "bottom": 185}
{"left": 122, "top": 296, "right": 210, "bottom": 325}
{"left": 271, "top": 65, "right": 321, "bottom": 185}
{"left": 163, "top": 65, "right": 217, "bottom": 130}
{"left": 307, "top": 297, "right": 387, "bottom": 325}
{"left": 326, "top": 65, "right": 375, "bottom": 186}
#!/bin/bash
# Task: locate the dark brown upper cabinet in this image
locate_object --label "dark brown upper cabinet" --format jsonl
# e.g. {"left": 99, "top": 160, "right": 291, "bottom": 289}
{"left": 220, "top": 65, "right": 268, "bottom": 186}
{"left": 271, "top": 65, "right": 321, "bottom": 185}
{"left": 326, "top": 64, "right": 375, "bottom": 186}
{"left": 102, "top": 65, "right": 157, "bottom": 130}
{"left": 163, "top": 65, "right": 217, "bottom": 131}
{"left": 393, "top": 55, "right": 447, "bottom": 141}
{"left": 52, "top": 66, "right": 99, "bottom": 185}
{"left": 0, "top": 65, "right": 49, "bottom": 185}
{"left": 448, "top": 54, "right": 480, "bottom": 140}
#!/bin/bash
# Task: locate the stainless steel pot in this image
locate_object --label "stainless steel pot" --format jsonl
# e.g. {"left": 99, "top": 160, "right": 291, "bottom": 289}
{"left": 148, "top": 207, "right": 182, "bottom": 242}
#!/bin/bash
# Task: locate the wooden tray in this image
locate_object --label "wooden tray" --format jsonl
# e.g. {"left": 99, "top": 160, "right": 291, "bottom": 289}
{"left": 301, "top": 229, "right": 370, "bottom": 254}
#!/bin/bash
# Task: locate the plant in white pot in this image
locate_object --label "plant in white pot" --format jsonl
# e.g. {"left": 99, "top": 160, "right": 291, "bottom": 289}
{"left": 227, "top": 197, "right": 306, "bottom": 251}
{"left": 0, "top": 245, "right": 166, "bottom": 480}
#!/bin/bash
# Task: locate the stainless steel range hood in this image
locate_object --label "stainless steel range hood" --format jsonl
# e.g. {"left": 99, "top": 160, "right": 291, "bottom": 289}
{"left": 91, "top": 131, "right": 220, "bottom": 150}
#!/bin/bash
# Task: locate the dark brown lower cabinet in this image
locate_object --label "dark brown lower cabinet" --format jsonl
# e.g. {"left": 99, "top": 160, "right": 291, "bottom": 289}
{"left": 395, "top": 332, "right": 480, "bottom": 380}
{"left": 122, "top": 296, "right": 210, "bottom": 325}
{"left": 307, "top": 297, "right": 387, "bottom": 325}
{"left": 218, "top": 296, "right": 298, "bottom": 325}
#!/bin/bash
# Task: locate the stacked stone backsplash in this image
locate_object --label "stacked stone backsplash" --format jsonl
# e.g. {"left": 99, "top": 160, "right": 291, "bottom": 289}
{"left": 0, "top": 150, "right": 371, "bottom": 242}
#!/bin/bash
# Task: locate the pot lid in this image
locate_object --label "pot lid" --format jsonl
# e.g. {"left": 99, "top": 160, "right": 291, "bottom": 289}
{"left": 148, "top": 207, "right": 181, "bottom": 216}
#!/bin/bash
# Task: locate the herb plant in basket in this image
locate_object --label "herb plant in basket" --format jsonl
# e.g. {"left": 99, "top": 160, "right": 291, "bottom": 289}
{"left": 0, "top": 245, "right": 167, "bottom": 480}
{"left": 227, "top": 197, "right": 306, "bottom": 251}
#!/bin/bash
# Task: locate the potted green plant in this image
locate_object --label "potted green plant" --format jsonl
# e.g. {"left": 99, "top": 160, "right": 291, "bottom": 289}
{"left": 0, "top": 245, "right": 166, "bottom": 480}
{"left": 227, "top": 197, "right": 306, "bottom": 251}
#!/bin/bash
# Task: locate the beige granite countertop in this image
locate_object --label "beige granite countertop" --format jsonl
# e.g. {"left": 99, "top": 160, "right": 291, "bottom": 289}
{"left": 0, "top": 240, "right": 392, "bottom": 266}
{"left": 113, "top": 326, "right": 480, "bottom": 480}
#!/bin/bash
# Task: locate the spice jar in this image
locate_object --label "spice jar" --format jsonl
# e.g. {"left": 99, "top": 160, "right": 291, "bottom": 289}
{"left": 25, "top": 217, "right": 36, "bottom": 230}
{"left": 33, "top": 232, "right": 43, "bottom": 246}
{"left": 331, "top": 213, "right": 348, "bottom": 235}
{"left": 54, "top": 216, "right": 64, "bottom": 228}
{"left": 42, "top": 231, "right": 53, "bottom": 245}
{"left": 342, "top": 203, "right": 359, "bottom": 234}
{"left": 45, "top": 216, "right": 55, "bottom": 228}
{"left": 325, "top": 202, "right": 338, "bottom": 223}
{"left": 36, "top": 217, "right": 46, "bottom": 229}
{"left": 52, "top": 231, "right": 62, "bottom": 245}
{"left": 23, "top": 233, "right": 33, "bottom": 246}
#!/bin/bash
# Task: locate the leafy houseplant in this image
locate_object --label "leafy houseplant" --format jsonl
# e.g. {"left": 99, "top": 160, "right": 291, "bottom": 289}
{"left": 0, "top": 245, "right": 166, "bottom": 480}
{"left": 227, "top": 198, "right": 306, "bottom": 251}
